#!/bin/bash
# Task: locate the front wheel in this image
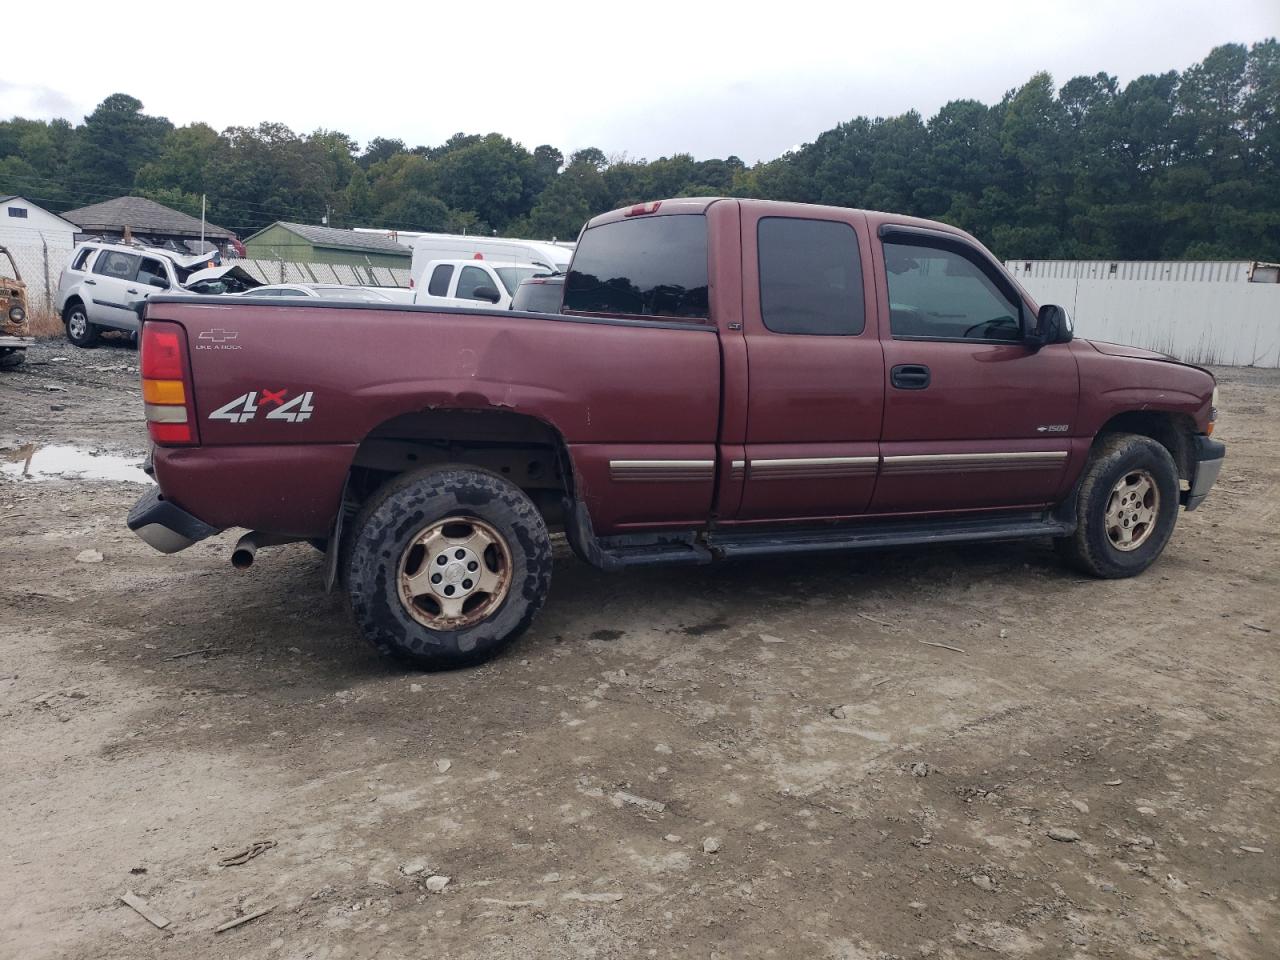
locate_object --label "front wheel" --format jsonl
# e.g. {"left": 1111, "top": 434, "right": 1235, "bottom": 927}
{"left": 0, "top": 348, "right": 25, "bottom": 369}
{"left": 344, "top": 466, "right": 552, "bottom": 669}
{"left": 64, "top": 303, "right": 99, "bottom": 348}
{"left": 1054, "top": 433, "right": 1180, "bottom": 578}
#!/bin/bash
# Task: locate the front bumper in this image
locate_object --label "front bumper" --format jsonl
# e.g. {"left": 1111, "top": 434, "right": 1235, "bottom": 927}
{"left": 1182, "top": 434, "right": 1226, "bottom": 511}
{"left": 127, "top": 486, "right": 223, "bottom": 554}
{"left": 0, "top": 334, "right": 34, "bottom": 349}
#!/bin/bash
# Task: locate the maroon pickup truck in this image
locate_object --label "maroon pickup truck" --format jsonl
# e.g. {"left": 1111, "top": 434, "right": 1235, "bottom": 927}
{"left": 128, "top": 198, "right": 1224, "bottom": 669}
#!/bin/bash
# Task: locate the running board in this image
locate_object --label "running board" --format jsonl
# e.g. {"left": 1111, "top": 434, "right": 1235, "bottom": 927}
{"left": 706, "top": 512, "right": 1073, "bottom": 560}
{"left": 563, "top": 498, "right": 1072, "bottom": 571}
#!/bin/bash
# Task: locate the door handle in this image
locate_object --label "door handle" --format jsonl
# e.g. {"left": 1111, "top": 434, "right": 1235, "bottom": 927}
{"left": 891, "top": 364, "right": 931, "bottom": 390}
{"left": 127, "top": 288, "right": 138, "bottom": 294}
{"left": 84, "top": 279, "right": 97, "bottom": 285}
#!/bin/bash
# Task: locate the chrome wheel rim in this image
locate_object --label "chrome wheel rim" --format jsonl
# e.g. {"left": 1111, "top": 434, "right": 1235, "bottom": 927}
{"left": 68, "top": 311, "right": 87, "bottom": 339}
{"left": 1105, "top": 469, "right": 1159, "bottom": 551}
{"left": 398, "top": 517, "right": 511, "bottom": 629}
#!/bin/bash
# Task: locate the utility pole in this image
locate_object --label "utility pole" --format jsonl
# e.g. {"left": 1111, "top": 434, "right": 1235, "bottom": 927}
{"left": 200, "top": 194, "right": 207, "bottom": 249}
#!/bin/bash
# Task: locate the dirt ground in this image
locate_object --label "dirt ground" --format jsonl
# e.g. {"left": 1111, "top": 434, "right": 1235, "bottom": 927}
{"left": 1, "top": 339, "right": 1277, "bottom": 960}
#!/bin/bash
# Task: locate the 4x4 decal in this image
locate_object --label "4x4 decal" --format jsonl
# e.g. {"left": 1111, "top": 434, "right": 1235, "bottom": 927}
{"left": 209, "top": 390, "right": 314, "bottom": 424}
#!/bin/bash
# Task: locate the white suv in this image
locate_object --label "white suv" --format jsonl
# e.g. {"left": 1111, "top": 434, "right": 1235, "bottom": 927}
{"left": 55, "top": 242, "right": 258, "bottom": 347}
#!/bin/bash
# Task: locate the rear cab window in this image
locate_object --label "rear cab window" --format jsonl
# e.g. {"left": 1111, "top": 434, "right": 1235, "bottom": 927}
{"left": 758, "top": 217, "right": 864, "bottom": 335}
{"left": 564, "top": 214, "right": 708, "bottom": 320}
{"left": 511, "top": 278, "right": 563, "bottom": 314}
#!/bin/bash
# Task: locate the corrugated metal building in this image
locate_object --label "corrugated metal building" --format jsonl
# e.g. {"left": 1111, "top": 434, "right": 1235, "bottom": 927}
{"left": 243, "top": 222, "right": 410, "bottom": 268}
{"left": 1006, "top": 260, "right": 1280, "bottom": 368}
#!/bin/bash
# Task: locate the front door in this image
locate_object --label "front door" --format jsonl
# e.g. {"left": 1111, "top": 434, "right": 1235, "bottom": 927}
{"left": 86, "top": 249, "right": 143, "bottom": 330}
{"left": 872, "top": 232, "right": 1079, "bottom": 514}
{"left": 734, "top": 207, "right": 884, "bottom": 521}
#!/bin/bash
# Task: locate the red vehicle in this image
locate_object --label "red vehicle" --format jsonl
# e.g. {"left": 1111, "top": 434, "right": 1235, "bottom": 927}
{"left": 128, "top": 198, "right": 1224, "bottom": 669}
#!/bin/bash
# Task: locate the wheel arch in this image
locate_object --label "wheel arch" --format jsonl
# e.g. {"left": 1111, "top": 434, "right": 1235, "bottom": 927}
{"left": 345, "top": 406, "right": 578, "bottom": 528}
{"left": 1092, "top": 410, "right": 1197, "bottom": 481}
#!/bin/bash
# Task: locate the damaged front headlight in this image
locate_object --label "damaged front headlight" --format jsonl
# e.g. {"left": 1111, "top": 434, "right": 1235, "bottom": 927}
{"left": 9, "top": 305, "right": 26, "bottom": 323}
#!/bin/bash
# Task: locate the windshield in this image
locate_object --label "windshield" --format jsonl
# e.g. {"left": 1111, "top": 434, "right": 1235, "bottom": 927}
{"left": 495, "top": 267, "right": 541, "bottom": 296}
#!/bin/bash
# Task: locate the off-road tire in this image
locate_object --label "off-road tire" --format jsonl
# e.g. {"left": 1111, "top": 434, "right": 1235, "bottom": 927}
{"left": 344, "top": 465, "right": 552, "bottom": 670}
{"left": 1054, "top": 433, "right": 1180, "bottom": 578}
{"left": 0, "top": 348, "right": 25, "bottom": 369}
{"left": 64, "top": 302, "right": 99, "bottom": 348}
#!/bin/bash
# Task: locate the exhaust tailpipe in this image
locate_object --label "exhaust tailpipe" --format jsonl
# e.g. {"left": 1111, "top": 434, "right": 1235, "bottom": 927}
{"left": 231, "top": 531, "right": 305, "bottom": 569}
{"left": 231, "top": 532, "right": 260, "bottom": 569}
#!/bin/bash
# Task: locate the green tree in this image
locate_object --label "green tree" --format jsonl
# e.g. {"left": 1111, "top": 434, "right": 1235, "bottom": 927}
{"left": 68, "top": 93, "right": 171, "bottom": 194}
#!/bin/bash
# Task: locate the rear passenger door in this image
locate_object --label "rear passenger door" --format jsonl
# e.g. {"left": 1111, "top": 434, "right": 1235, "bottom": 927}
{"left": 734, "top": 208, "right": 884, "bottom": 520}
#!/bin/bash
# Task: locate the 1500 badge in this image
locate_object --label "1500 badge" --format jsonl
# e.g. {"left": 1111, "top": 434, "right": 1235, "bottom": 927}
{"left": 209, "top": 390, "right": 315, "bottom": 424}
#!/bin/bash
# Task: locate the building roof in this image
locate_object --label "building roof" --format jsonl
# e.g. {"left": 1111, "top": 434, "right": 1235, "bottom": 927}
{"left": 0, "top": 195, "right": 82, "bottom": 230}
{"left": 248, "top": 221, "right": 410, "bottom": 256}
{"left": 62, "top": 196, "right": 233, "bottom": 240}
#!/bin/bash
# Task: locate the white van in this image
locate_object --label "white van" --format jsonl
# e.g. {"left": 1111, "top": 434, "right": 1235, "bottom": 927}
{"left": 413, "top": 258, "right": 549, "bottom": 310}
{"left": 409, "top": 234, "right": 572, "bottom": 290}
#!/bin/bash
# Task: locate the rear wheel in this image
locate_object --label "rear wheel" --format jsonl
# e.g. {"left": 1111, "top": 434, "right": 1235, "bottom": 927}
{"left": 1054, "top": 433, "right": 1180, "bottom": 578}
{"left": 64, "top": 302, "right": 99, "bottom": 348}
{"left": 344, "top": 466, "right": 552, "bottom": 669}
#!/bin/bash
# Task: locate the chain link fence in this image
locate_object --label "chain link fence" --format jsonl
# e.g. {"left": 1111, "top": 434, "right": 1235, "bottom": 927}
{"left": 0, "top": 227, "right": 76, "bottom": 319}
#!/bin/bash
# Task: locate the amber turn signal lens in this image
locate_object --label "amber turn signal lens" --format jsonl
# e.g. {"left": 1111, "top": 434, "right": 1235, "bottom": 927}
{"left": 142, "top": 379, "right": 186, "bottom": 404}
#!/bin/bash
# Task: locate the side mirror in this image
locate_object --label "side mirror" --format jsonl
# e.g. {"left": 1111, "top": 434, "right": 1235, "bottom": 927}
{"left": 147, "top": 276, "right": 170, "bottom": 290}
{"left": 472, "top": 285, "right": 501, "bottom": 304}
{"left": 1027, "top": 304, "right": 1073, "bottom": 349}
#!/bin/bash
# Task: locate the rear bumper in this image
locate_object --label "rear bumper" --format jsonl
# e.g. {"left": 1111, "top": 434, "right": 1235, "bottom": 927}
{"left": 1182, "top": 434, "right": 1225, "bottom": 511}
{"left": 127, "top": 486, "right": 222, "bottom": 554}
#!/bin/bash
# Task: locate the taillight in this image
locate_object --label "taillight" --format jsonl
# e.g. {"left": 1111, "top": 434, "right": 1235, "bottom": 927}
{"left": 141, "top": 321, "right": 197, "bottom": 446}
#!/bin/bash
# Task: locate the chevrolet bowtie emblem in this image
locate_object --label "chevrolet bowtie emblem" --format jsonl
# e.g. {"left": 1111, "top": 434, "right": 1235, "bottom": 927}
{"left": 199, "top": 329, "right": 238, "bottom": 343}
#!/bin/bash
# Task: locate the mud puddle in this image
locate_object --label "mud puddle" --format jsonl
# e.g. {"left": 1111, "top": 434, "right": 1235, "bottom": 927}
{"left": 1, "top": 444, "right": 152, "bottom": 484}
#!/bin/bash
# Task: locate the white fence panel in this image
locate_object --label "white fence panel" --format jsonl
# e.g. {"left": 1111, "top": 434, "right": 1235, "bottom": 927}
{"left": 1009, "top": 265, "right": 1280, "bottom": 368}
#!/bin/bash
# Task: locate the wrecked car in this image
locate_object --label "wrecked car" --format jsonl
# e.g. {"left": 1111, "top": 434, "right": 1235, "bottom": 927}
{"left": 54, "top": 242, "right": 260, "bottom": 347}
{"left": 0, "top": 246, "right": 33, "bottom": 369}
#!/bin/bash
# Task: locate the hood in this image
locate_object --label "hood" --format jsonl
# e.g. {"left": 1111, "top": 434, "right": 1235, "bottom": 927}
{"left": 1084, "top": 339, "right": 1176, "bottom": 362}
{"left": 174, "top": 249, "right": 222, "bottom": 271}
{"left": 182, "top": 264, "right": 261, "bottom": 295}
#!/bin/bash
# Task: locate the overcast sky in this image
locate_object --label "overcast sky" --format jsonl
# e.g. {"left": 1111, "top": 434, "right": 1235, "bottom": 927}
{"left": 3, "top": 0, "right": 1277, "bottom": 163}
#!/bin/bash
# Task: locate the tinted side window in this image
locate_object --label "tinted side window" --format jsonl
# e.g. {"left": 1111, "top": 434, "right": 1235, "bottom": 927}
{"left": 427, "top": 264, "right": 453, "bottom": 297}
{"left": 93, "top": 251, "right": 141, "bottom": 280}
{"left": 884, "top": 242, "right": 1022, "bottom": 342}
{"left": 564, "top": 214, "right": 708, "bottom": 320}
{"left": 758, "top": 218, "right": 864, "bottom": 335}
{"left": 70, "top": 247, "right": 93, "bottom": 271}
{"left": 455, "top": 265, "right": 492, "bottom": 301}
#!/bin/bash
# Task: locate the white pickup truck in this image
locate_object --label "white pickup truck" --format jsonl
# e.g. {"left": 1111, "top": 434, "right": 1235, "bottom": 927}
{"left": 412, "top": 258, "right": 547, "bottom": 310}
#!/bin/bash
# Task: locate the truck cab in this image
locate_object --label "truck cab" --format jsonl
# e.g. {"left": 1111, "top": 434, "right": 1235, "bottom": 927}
{"left": 412, "top": 258, "right": 545, "bottom": 310}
